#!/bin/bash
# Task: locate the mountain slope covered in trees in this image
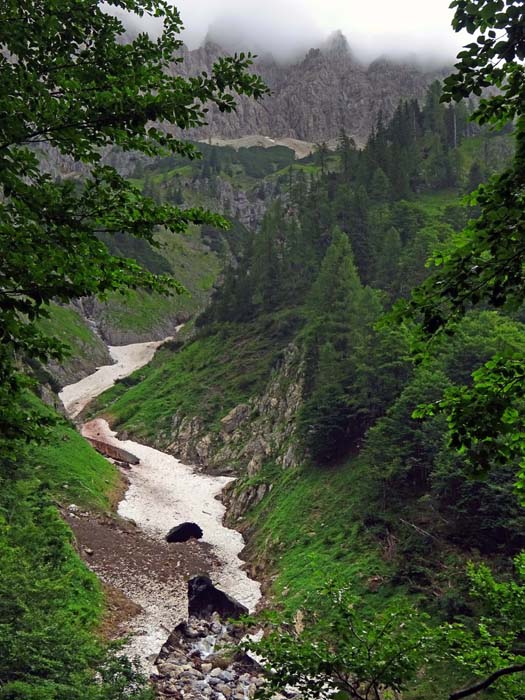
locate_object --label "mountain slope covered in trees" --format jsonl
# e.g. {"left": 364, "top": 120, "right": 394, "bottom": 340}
{"left": 5, "top": 0, "right": 525, "bottom": 695}
{"left": 89, "top": 79, "right": 525, "bottom": 693}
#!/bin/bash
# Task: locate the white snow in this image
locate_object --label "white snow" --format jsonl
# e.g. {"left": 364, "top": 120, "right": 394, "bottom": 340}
{"left": 83, "top": 418, "right": 261, "bottom": 611}
{"left": 61, "top": 335, "right": 261, "bottom": 668}
{"left": 59, "top": 336, "right": 175, "bottom": 418}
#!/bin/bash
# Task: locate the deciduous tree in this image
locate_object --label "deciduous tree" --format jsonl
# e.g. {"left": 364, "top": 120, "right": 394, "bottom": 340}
{"left": 0, "top": 0, "right": 268, "bottom": 451}
{"left": 390, "top": 0, "right": 525, "bottom": 491}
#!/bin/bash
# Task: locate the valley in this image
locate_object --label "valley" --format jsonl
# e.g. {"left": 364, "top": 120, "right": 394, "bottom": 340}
{"left": 58, "top": 336, "right": 260, "bottom": 672}
{"left": 3, "top": 4, "right": 525, "bottom": 699}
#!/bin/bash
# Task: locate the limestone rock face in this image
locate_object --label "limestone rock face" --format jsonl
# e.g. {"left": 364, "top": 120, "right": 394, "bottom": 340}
{"left": 164, "top": 342, "right": 305, "bottom": 527}
{"left": 171, "top": 35, "right": 448, "bottom": 146}
{"left": 220, "top": 404, "right": 251, "bottom": 435}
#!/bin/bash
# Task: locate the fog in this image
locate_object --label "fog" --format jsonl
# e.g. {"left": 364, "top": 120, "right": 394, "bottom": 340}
{"left": 116, "top": 0, "right": 468, "bottom": 65}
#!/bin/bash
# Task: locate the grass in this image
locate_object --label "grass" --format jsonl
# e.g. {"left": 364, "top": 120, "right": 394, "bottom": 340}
{"left": 416, "top": 189, "right": 460, "bottom": 215}
{"left": 240, "top": 457, "right": 481, "bottom": 699}
{"left": 38, "top": 303, "right": 108, "bottom": 366}
{"left": 90, "top": 311, "right": 302, "bottom": 444}
{"left": 0, "top": 396, "right": 135, "bottom": 697}
{"left": 30, "top": 395, "right": 121, "bottom": 511}
{"left": 244, "top": 456, "right": 392, "bottom": 613}
{"left": 97, "top": 227, "right": 222, "bottom": 336}
{"left": 33, "top": 420, "right": 121, "bottom": 511}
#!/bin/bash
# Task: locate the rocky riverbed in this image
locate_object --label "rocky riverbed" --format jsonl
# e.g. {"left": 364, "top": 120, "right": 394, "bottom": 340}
{"left": 59, "top": 337, "right": 262, "bottom": 676}
{"left": 154, "top": 614, "right": 300, "bottom": 700}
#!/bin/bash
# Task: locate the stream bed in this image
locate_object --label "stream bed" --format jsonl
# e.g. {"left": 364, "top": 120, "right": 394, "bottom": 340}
{"left": 60, "top": 338, "right": 261, "bottom": 667}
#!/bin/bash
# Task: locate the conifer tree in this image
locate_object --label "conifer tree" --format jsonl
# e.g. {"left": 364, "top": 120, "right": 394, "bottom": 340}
{"left": 372, "top": 225, "right": 402, "bottom": 297}
{"left": 299, "top": 228, "right": 379, "bottom": 461}
{"left": 252, "top": 203, "right": 283, "bottom": 312}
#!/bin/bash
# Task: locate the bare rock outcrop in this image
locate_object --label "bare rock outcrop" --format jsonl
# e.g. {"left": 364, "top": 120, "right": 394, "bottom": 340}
{"left": 165, "top": 343, "right": 306, "bottom": 522}
{"left": 171, "top": 34, "right": 448, "bottom": 146}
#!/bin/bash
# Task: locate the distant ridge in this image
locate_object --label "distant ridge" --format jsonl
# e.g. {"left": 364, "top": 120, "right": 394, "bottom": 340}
{"left": 168, "top": 36, "right": 449, "bottom": 145}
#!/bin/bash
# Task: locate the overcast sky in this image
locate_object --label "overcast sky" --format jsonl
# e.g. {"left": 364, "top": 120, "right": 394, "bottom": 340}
{"left": 123, "top": 1, "right": 468, "bottom": 64}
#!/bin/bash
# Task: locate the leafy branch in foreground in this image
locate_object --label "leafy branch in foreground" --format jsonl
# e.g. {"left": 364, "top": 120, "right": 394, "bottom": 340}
{"left": 443, "top": 554, "right": 525, "bottom": 700}
{"left": 413, "top": 354, "right": 525, "bottom": 501}
{"left": 244, "top": 559, "right": 525, "bottom": 700}
{"left": 387, "top": 0, "right": 525, "bottom": 481}
{"left": 242, "top": 583, "right": 434, "bottom": 700}
{"left": 0, "top": 0, "right": 269, "bottom": 450}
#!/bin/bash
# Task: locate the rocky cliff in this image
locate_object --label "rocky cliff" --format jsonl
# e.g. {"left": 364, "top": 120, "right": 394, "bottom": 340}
{"left": 163, "top": 343, "right": 305, "bottom": 521}
{"left": 173, "top": 33, "right": 449, "bottom": 146}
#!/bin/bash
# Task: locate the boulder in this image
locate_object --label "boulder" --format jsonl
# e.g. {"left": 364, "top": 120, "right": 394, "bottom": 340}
{"left": 188, "top": 575, "right": 248, "bottom": 620}
{"left": 166, "top": 522, "right": 203, "bottom": 543}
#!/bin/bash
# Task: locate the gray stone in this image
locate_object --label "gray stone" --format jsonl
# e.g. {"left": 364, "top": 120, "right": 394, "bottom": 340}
{"left": 216, "top": 683, "right": 232, "bottom": 697}
{"left": 220, "top": 404, "right": 250, "bottom": 434}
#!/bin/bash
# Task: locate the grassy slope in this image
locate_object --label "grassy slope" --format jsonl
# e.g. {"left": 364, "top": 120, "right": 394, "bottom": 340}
{"left": 97, "top": 144, "right": 321, "bottom": 339}
{"left": 102, "top": 143, "right": 300, "bottom": 338}
{"left": 39, "top": 304, "right": 101, "bottom": 354}
{"left": 241, "top": 457, "right": 469, "bottom": 698}
{"left": 37, "top": 304, "right": 109, "bottom": 383}
{"left": 244, "top": 457, "right": 391, "bottom": 610}
{"left": 96, "top": 227, "right": 221, "bottom": 338}
{"left": 89, "top": 311, "right": 302, "bottom": 443}
{"left": 33, "top": 418, "right": 121, "bottom": 511}
{"left": 0, "top": 396, "right": 128, "bottom": 698}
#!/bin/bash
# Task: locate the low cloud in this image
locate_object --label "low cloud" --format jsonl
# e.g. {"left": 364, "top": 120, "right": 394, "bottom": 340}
{"left": 113, "top": 0, "right": 467, "bottom": 65}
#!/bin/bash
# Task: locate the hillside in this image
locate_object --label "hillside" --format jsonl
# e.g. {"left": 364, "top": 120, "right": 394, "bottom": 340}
{"left": 85, "top": 85, "right": 524, "bottom": 698}
{"left": 7, "top": 10, "right": 524, "bottom": 696}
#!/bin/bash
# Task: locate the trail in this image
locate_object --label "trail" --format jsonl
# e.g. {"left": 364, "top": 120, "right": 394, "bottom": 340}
{"left": 60, "top": 336, "right": 261, "bottom": 667}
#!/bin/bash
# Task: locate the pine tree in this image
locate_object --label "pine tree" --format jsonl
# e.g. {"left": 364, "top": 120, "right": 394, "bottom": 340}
{"left": 372, "top": 226, "right": 402, "bottom": 297}
{"left": 300, "top": 229, "right": 381, "bottom": 461}
{"left": 252, "top": 203, "right": 283, "bottom": 312}
{"left": 298, "top": 341, "right": 350, "bottom": 462}
{"left": 347, "top": 185, "right": 372, "bottom": 282}
{"left": 368, "top": 167, "right": 392, "bottom": 203}
{"left": 309, "top": 228, "right": 365, "bottom": 351}
{"left": 337, "top": 128, "right": 357, "bottom": 180}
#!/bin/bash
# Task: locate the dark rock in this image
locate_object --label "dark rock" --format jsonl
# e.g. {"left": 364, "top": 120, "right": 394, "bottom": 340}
{"left": 166, "top": 522, "right": 203, "bottom": 543}
{"left": 188, "top": 575, "right": 248, "bottom": 620}
{"left": 232, "top": 650, "right": 262, "bottom": 672}
{"left": 86, "top": 437, "right": 140, "bottom": 465}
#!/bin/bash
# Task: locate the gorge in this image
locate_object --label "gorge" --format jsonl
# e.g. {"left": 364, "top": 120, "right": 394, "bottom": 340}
{"left": 59, "top": 337, "right": 261, "bottom": 671}
{"left": 3, "top": 2, "right": 525, "bottom": 699}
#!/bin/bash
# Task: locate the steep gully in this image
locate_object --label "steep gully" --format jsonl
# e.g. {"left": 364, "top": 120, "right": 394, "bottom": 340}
{"left": 59, "top": 335, "right": 261, "bottom": 669}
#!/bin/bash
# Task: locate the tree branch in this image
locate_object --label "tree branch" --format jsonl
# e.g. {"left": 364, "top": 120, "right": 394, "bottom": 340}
{"left": 450, "top": 663, "right": 525, "bottom": 700}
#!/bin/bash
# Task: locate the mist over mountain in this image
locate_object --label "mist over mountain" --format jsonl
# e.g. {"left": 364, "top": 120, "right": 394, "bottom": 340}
{"left": 110, "top": 2, "right": 453, "bottom": 145}
{"left": 117, "top": 0, "right": 464, "bottom": 66}
{"left": 169, "top": 33, "right": 449, "bottom": 145}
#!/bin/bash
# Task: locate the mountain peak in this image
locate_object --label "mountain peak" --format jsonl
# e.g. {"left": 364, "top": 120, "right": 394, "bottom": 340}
{"left": 323, "top": 30, "right": 352, "bottom": 59}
